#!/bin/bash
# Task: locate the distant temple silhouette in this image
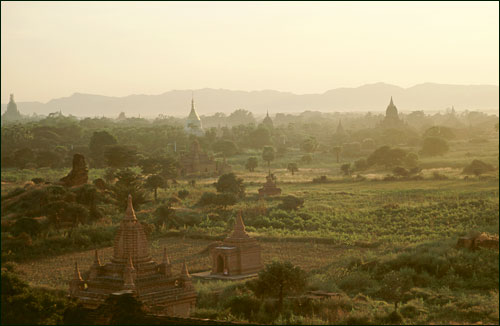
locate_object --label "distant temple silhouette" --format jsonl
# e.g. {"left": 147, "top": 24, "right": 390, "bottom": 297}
{"left": 380, "top": 96, "right": 405, "bottom": 128}
{"left": 185, "top": 94, "right": 204, "bottom": 136}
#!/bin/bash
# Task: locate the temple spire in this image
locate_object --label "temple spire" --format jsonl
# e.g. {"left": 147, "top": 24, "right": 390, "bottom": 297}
{"left": 191, "top": 91, "right": 195, "bottom": 111}
{"left": 162, "top": 247, "right": 170, "bottom": 265}
{"left": 74, "top": 261, "right": 83, "bottom": 281}
{"left": 230, "top": 211, "right": 249, "bottom": 239}
{"left": 125, "top": 194, "right": 137, "bottom": 221}
{"left": 181, "top": 260, "right": 190, "bottom": 277}
{"left": 93, "top": 249, "right": 101, "bottom": 266}
{"left": 390, "top": 96, "right": 394, "bottom": 106}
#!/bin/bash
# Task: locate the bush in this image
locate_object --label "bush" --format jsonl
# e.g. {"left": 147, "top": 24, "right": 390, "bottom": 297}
{"left": 462, "top": 160, "right": 495, "bottom": 176}
{"left": 214, "top": 173, "right": 245, "bottom": 198}
{"left": 177, "top": 189, "right": 189, "bottom": 199}
{"left": 421, "top": 137, "right": 449, "bottom": 156}
{"left": 393, "top": 166, "right": 409, "bottom": 177}
{"left": 301, "top": 154, "right": 312, "bottom": 164}
{"left": 278, "top": 195, "right": 304, "bottom": 211}
{"left": 432, "top": 172, "right": 448, "bottom": 180}
{"left": 226, "top": 294, "right": 261, "bottom": 320}
{"left": 31, "top": 177, "right": 45, "bottom": 184}
{"left": 312, "top": 175, "right": 329, "bottom": 183}
{"left": 198, "top": 192, "right": 238, "bottom": 208}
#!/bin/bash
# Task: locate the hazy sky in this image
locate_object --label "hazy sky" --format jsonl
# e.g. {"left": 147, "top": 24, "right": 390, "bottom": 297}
{"left": 1, "top": 1, "right": 498, "bottom": 103}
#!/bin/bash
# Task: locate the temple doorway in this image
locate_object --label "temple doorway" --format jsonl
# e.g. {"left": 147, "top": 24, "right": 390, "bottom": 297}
{"left": 216, "top": 255, "right": 224, "bottom": 273}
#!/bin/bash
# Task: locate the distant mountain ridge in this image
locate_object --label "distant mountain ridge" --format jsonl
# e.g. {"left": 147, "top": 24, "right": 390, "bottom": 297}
{"left": 2, "top": 83, "right": 498, "bottom": 118}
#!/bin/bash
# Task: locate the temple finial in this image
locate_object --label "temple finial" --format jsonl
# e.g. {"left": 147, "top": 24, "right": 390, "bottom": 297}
{"left": 390, "top": 96, "right": 394, "bottom": 106}
{"left": 74, "top": 261, "right": 83, "bottom": 281}
{"left": 125, "top": 194, "right": 137, "bottom": 220}
{"left": 181, "top": 260, "right": 190, "bottom": 277}
{"left": 94, "top": 249, "right": 101, "bottom": 266}
{"left": 163, "top": 247, "right": 170, "bottom": 265}
{"left": 128, "top": 253, "right": 134, "bottom": 269}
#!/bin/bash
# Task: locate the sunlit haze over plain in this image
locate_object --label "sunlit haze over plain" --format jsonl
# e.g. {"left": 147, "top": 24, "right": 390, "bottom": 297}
{"left": 1, "top": 1, "right": 498, "bottom": 103}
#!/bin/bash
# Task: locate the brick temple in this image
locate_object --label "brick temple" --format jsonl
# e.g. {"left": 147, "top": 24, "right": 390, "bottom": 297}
{"left": 210, "top": 212, "right": 262, "bottom": 277}
{"left": 69, "top": 195, "right": 197, "bottom": 317}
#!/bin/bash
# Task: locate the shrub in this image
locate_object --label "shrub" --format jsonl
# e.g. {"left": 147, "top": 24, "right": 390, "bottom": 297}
{"left": 31, "top": 177, "right": 45, "bottom": 184}
{"left": 432, "top": 172, "right": 448, "bottom": 180}
{"left": 312, "top": 175, "right": 329, "bottom": 183}
{"left": 198, "top": 192, "right": 238, "bottom": 208}
{"left": 214, "top": 173, "right": 245, "bottom": 198}
{"left": 462, "top": 160, "right": 495, "bottom": 176}
{"left": 301, "top": 154, "right": 312, "bottom": 164}
{"left": 421, "top": 137, "right": 449, "bottom": 156}
{"left": 278, "top": 195, "right": 304, "bottom": 211}
{"left": 177, "top": 189, "right": 189, "bottom": 199}
{"left": 393, "top": 167, "right": 410, "bottom": 177}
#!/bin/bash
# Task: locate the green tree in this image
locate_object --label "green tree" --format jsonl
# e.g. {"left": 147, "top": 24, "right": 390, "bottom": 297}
{"left": 99, "top": 292, "right": 146, "bottom": 325}
{"left": 287, "top": 162, "right": 298, "bottom": 175}
{"left": 2, "top": 271, "right": 68, "bottom": 325}
{"left": 35, "top": 150, "right": 61, "bottom": 168}
{"left": 278, "top": 195, "right": 304, "bottom": 211}
{"left": 249, "top": 261, "right": 307, "bottom": 313}
{"left": 462, "top": 160, "right": 495, "bottom": 176}
{"left": 154, "top": 202, "right": 176, "bottom": 228}
{"left": 420, "top": 137, "right": 449, "bottom": 156}
{"left": 212, "top": 139, "right": 238, "bottom": 158}
{"left": 145, "top": 174, "right": 166, "bottom": 202}
{"left": 245, "top": 157, "right": 258, "bottom": 172}
{"left": 262, "top": 146, "right": 275, "bottom": 171}
{"left": 367, "top": 146, "right": 408, "bottom": 168}
{"left": 423, "top": 126, "right": 455, "bottom": 140}
{"left": 248, "top": 127, "right": 271, "bottom": 149}
{"left": 113, "top": 169, "right": 147, "bottom": 210}
{"left": 214, "top": 173, "right": 245, "bottom": 198}
{"left": 140, "top": 155, "right": 178, "bottom": 181}
{"left": 301, "top": 137, "right": 318, "bottom": 153}
{"left": 13, "top": 147, "right": 36, "bottom": 169}
{"left": 393, "top": 166, "right": 410, "bottom": 177}
{"left": 89, "top": 131, "right": 117, "bottom": 167}
{"left": 332, "top": 146, "right": 342, "bottom": 163}
{"left": 341, "top": 163, "right": 351, "bottom": 176}
{"left": 104, "top": 145, "right": 138, "bottom": 168}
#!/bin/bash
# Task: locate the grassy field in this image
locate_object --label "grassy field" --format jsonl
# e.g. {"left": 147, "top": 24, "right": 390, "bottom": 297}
{"left": 2, "top": 135, "right": 498, "bottom": 324}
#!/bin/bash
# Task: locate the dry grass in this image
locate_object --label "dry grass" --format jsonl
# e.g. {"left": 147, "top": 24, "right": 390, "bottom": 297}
{"left": 15, "top": 237, "right": 360, "bottom": 290}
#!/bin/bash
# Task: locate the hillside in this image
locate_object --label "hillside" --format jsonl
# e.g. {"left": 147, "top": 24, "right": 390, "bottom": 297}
{"left": 2, "top": 83, "right": 498, "bottom": 117}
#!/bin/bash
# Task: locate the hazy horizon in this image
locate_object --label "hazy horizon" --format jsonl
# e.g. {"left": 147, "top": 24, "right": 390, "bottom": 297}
{"left": 2, "top": 1, "right": 499, "bottom": 104}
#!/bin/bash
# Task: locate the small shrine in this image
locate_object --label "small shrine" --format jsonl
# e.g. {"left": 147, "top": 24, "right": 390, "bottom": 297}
{"left": 69, "top": 195, "right": 197, "bottom": 317}
{"left": 258, "top": 173, "right": 282, "bottom": 197}
{"left": 209, "top": 213, "right": 262, "bottom": 277}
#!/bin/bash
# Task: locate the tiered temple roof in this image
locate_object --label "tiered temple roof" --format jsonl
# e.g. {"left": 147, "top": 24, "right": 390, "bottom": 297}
{"left": 69, "top": 195, "right": 197, "bottom": 317}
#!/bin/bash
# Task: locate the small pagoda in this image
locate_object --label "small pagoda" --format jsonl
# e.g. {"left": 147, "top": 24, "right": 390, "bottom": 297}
{"left": 258, "top": 173, "right": 282, "bottom": 197}
{"left": 69, "top": 195, "right": 197, "bottom": 317}
{"left": 210, "top": 212, "right": 262, "bottom": 277}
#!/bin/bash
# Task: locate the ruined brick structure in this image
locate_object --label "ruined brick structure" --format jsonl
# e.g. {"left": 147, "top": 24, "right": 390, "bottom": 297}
{"left": 60, "top": 153, "right": 89, "bottom": 187}
{"left": 258, "top": 173, "right": 281, "bottom": 197}
{"left": 210, "top": 213, "right": 262, "bottom": 276}
{"left": 69, "top": 195, "right": 197, "bottom": 317}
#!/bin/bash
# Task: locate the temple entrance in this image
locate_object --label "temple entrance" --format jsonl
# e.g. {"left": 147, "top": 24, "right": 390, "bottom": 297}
{"left": 216, "top": 255, "right": 224, "bottom": 273}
